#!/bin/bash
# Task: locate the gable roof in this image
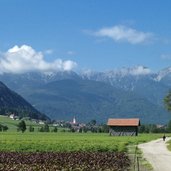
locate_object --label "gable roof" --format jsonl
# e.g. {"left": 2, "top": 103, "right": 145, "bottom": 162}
{"left": 107, "top": 118, "right": 140, "bottom": 126}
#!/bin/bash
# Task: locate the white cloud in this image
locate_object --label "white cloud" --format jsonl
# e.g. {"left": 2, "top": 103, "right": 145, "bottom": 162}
{"left": 93, "top": 25, "right": 153, "bottom": 44}
{"left": 0, "top": 45, "right": 77, "bottom": 74}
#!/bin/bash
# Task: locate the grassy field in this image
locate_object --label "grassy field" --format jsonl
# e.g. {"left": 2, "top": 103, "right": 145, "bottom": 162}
{"left": 0, "top": 115, "right": 40, "bottom": 131}
{"left": 0, "top": 132, "right": 167, "bottom": 152}
{"left": 0, "top": 115, "right": 169, "bottom": 152}
{"left": 0, "top": 115, "right": 68, "bottom": 132}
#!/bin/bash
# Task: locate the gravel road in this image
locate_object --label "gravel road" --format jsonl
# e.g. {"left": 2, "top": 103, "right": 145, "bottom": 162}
{"left": 138, "top": 137, "right": 171, "bottom": 171}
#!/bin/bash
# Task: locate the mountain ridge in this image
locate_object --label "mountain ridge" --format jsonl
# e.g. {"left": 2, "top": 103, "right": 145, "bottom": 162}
{"left": 0, "top": 81, "right": 48, "bottom": 120}
{"left": 0, "top": 66, "right": 171, "bottom": 124}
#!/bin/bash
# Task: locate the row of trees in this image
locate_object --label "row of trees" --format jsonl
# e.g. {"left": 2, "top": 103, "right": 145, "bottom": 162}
{"left": 139, "top": 122, "right": 171, "bottom": 133}
{"left": 12, "top": 120, "right": 171, "bottom": 134}
{"left": 17, "top": 120, "right": 58, "bottom": 133}
{"left": 139, "top": 89, "right": 171, "bottom": 133}
{"left": 16, "top": 120, "right": 109, "bottom": 133}
{"left": 0, "top": 124, "right": 8, "bottom": 132}
{"left": 69, "top": 125, "right": 109, "bottom": 133}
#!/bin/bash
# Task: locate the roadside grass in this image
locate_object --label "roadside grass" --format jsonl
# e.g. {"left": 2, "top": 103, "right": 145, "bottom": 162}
{"left": 166, "top": 138, "right": 171, "bottom": 151}
{"left": 130, "top": 134, "right": 171, "bottom": 171}
{"left": 128, "top": 145, "right": 153, "bottom": 171}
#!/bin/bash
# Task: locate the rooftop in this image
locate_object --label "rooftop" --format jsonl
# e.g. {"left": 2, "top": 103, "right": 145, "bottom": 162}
{"left": 107, "top": 118, "right": 140, "bottom": 126}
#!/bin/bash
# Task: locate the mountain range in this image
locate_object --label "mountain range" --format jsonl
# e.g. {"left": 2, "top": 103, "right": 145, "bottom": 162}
{"left": 0, "top": 81, "right": 48, "bottom": 120}
{"left": 0, "top": 66, "right": 171, "bottom": 124}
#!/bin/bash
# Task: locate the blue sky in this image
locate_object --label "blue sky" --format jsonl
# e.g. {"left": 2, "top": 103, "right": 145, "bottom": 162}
{"left": 0, "top": 0, "right": 171, "bottom": 73}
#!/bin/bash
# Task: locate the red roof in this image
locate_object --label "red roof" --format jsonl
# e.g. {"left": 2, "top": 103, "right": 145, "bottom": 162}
{"left": 107, "top": 118, "right": 140, "bottom": 126}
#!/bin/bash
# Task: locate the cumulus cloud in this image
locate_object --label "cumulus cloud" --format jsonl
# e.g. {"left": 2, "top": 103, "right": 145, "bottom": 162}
{"left": 0, "top": 45, "right": 77, "bottom": 74}
{"left": 93, "top": 25, "right": 153, "bottom": 44}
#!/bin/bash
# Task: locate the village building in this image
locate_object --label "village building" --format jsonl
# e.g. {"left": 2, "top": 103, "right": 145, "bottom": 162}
{"left": 107, "top": 118, "right": 140, "bottom": 136}
{"left": 72, "top": 116, "right": 76, "bottom": 124}
{"left": 38, "top": 121, "right": 45, "bottom": 125}
{"left": 9, "top": 114, "right": 19, "bottom": 120}
{"left": 9, "top": 114, "right": 15, "bottom": 119}
{"left": 70, "top": 116, "right": 78, "bottom": 126}
{"left": 156, "top": 124, "right": 166, "bottom": 129}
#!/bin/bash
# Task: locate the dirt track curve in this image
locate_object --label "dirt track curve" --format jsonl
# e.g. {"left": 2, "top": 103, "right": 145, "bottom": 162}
{"left": 138, "top": 137, "right": 171, "bottom": 171}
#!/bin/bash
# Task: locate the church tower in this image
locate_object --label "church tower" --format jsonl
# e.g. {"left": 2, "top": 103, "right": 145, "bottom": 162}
{"left": 73, "top": 116, "right": 76, "bottom": 124}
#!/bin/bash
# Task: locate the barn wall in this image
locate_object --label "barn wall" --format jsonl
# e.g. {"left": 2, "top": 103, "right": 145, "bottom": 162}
{"left": 109, "top": 126, "right": 138, "bottom": 136}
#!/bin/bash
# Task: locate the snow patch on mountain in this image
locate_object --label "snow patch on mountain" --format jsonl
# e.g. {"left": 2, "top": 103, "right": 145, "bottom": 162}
{"left": 82, "top": 66, "right": 151, "bottom": 80}
{"left": 155, "top": 67, "right": 171, "bottom": 81}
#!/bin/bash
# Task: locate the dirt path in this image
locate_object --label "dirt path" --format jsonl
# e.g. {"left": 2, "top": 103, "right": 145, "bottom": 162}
{"left": 138, "top": 137, "right": 171, "bottom": 171}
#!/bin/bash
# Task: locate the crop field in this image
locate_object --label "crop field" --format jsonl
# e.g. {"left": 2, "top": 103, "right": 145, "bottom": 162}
{"left": 0, "top": 151, "right": 130, "bottom": 171}
{"left": 0, "top": 132, "right": 165, "bottom": 152}
{"left": 0, "top": 132, "right": 167, "bottom": 170}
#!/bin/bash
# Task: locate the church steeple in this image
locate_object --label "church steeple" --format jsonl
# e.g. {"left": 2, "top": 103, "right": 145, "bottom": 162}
{"left": 73, "top": 116, "right": 76, "bottom": 124}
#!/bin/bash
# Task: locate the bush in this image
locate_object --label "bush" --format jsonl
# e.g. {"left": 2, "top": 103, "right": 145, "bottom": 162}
{"left": 17, "top": 120, "right": 26, "bottom": 133}
{"left": 0, "top": 124, "right": 8, "bottom": 132}
{"left": 29, "top": 125, "right": 34, "bottom": 132}
{"left": 38, "top": 124, "right": 50, "bottom": 132}
{"left": 52, "top": 127, "right": 58, "bottom": 132}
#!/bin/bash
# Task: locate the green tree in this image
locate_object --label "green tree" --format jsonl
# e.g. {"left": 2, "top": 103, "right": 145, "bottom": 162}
{"left": 39, "top": 126, "right": 44, "bottom": 132}
{"left": 0, "top": 124, "right": 8, "bottom": 132}
{"left": 44, "top": 123, "right": 50, "bottom": 132}
{"left": 29, "top": 125, "right": 34, "bottom": 132}
{"left": 167, "top": 120, "right": 171, "bottom": 132}
{"left": 2, "top": 125, "right": 8, "bottom": 132}
{"left": 82, "top": 126, "right": 88, "bottom": 133}
{"left": 101, "top": 124, "right": 109, "bottom": 133}
{"left": 164, "top": 91, "right": 171, "bottom": 111}
{"left": 17, "top": 120, "right": 26, "bottom": 133}
{"left": 70, "top": 127, "right": 75, "bottom": 132}
{"left": 139, "top": 125, "right": 146, "bottom": 133}
{"left": 53, "top": 127, "right": 58, "bottom": 132}
{"left": 90, "top": 119, "right": 96, "bottom": 126}
{"left": 150, "top": 124, "right": 158, "bottom": 133}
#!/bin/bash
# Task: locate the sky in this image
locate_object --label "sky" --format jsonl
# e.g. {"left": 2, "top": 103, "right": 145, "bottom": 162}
{"left": 0, "top": 0, "right": 171, "bottom": 73}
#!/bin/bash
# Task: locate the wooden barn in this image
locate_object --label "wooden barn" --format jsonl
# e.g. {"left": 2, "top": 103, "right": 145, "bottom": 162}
{"left": 107, "top": 118, "right": 140, "bottom": 136}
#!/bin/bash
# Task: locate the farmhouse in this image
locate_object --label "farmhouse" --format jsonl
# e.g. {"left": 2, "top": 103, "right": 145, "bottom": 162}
{"left": 107, "top": 118, "right": 140, "bottom": 136}
{"left": 9, "top": 114, "right": 19, "bottom": 120}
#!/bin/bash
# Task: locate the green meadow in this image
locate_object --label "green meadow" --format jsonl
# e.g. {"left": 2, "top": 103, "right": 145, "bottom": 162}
{"left": 0, "top": 132, "right": 167, "bottom": 152}
{"left": 0, "top": 115, "right": 67, "bottom": 132}
{"left": 0, "top": 115, "right": 169, "bottom": 153}
{"left": 0, "top": 115, "right": 39, "bottom": 131}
